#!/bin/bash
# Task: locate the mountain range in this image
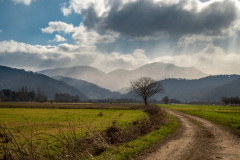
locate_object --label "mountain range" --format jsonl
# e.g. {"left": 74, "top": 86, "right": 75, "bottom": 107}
{"left": 1, "top": 63, "right": 240, "bottom": 102}
{"left": 39, "top": 62, "right": 207, "bottom": 91}
{"left": 0, "top": 65, "right": 88, "bottom": 100}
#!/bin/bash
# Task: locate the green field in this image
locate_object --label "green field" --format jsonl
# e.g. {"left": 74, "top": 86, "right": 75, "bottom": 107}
{"left": 0, "top": 102, "right": 136, "bottom": 109}
{"left": 0, "top": 103, "right": 179, "bottom": 159}
{"left": 0, "top": 104, "right": 147, "bottom": 158}
{"left": 161, "top": 104, "right": 240, "bottom": 133}
{"left": 0, "top": 107, "right": 146, "bottom": 135}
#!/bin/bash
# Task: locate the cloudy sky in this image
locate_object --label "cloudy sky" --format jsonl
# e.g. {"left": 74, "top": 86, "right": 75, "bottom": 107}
{"left": 0, "top": 0, "right": 240, "bottom": 74}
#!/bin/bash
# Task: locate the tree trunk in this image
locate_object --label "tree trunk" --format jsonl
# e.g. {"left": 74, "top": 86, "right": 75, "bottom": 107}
{"left": 144, "top": 98, "right": 148, "bottom": 105}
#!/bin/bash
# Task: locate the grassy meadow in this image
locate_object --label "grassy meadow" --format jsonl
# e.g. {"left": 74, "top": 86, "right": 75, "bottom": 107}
{"left": 161, "top": 104, "right": 240, "bottom": 133}
{"left": 0, "top": 107, "right": 146, "bottom": 134}
{"left": 0, "top": 103, "right": 146, "bottom": 159}
{"left": 0, "top": 103, "right": 180, "bottom": 159}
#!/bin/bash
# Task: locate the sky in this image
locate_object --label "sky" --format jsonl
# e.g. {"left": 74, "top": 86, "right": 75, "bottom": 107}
{"left": 0, "top": 0, "right": 240, "bottom": 75}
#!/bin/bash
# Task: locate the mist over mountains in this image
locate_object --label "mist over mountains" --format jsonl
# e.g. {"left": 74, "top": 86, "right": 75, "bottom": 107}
{"left": 40, "top": 62, "right": 207, "bottom": 91}
{"left": 1, "top": 62, "right": 240, "bottom": 102}
{"left": 54, "top": 76, "right": 122, "bottom": 99}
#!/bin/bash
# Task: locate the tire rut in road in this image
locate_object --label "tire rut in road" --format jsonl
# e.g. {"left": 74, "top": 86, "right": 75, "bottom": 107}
{"left": 185, "top": 113, "right": 240, "bottom": 160}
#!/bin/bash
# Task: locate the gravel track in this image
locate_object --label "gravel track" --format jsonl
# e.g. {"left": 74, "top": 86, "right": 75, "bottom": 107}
{"left": 144, "top": 109, "right": 240, "bottom": 160}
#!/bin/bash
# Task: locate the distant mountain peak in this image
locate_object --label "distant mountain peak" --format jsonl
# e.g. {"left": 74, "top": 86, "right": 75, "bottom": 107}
{"left": 39, "top": 62, "right": 208, "bottom": 91}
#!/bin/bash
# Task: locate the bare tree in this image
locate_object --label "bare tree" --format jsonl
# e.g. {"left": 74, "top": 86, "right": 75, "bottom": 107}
{"left": 162, "top": 96, "right": 169, "bottom": 104}
{"left": 130, "top": 77, "right": 164, "bottom": 105}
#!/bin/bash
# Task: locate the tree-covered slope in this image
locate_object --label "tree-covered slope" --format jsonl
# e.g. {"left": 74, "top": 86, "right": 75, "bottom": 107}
{"left": 0, "top": 65, "right": 88, "bottom": 100}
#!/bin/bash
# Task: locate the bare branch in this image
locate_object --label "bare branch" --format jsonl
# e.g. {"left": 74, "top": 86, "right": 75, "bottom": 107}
{"left": 129, "top": 77, "right": 164, "bottom": 105}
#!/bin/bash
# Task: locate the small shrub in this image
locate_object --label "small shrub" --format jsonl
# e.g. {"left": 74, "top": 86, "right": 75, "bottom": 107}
{"left": 104, "top": 121, "right": 123, "bottom": 144}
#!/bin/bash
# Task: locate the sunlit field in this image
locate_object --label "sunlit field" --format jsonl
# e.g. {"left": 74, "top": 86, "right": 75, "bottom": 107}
{"left": 161, "top": 104, "right": 240, "bottom": 133}
{"left": 0, "top": 107, "right": 146, "bottom": 134}
{"left": 0, "top": 103, "right": 179, "bottom": 159}
{"left": 0, "top": 103, "right": 147, "bottom": 159}
{"left": 0, "top": 102, "right": 147, "bottom": 137}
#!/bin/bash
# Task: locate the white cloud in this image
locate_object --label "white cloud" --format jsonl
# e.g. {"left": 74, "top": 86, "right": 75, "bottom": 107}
{"left": 41, "top": 21, "right": 76, "bottom": 34}
{"left": 0, "top": 40, "right": 149, "bottom": 72}
{"left": 154, "top": 44, "right": 240, "bottom": 75}
{"left": 11, "top": 0, "right": 32, "bottom": 5}
{"left": 72, "top": 24, "right": 118, "bottom": 46}
{"left": 42, "top": 22, "right": 118, "bottom": 47}
{"left": 98, "top": 49, "right": 150, "bottom": 72}
{"left": 1, "top": 40, "right": 240, "bottom": 75}
{"left": 61, "top": 0, "right": 110, "bottom": 17}
{"left": 0, "top": 40, "right": 58, "bottom": 58}
{"left": 49, "top": 35, "right": 67, "bottom": 42}
{"left": 0, "top": 29, "right": 2, "bottom": 32}
{"left": 177, "top": 35, "right": 215, "bottom": 47}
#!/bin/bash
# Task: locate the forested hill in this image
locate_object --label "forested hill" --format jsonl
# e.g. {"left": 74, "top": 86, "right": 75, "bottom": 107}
{"left": 158, "top": 75, "right": 240, "bottom": 102}
{"left": 0, "top": 65, "right": 88, "bottom": 100}
{"left": 122, "top": 75, "right": 240, "bottom": 102}
{"left": 200, "top": 78, "right": 240, "bottom": 101}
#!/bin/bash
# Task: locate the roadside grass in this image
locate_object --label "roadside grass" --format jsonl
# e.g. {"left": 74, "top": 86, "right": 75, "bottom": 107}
{"left": 161, "top": 104, "right": 240, "bottom": 133}
{"left": 97, "top": 114, "right": 179, "bottom": 160}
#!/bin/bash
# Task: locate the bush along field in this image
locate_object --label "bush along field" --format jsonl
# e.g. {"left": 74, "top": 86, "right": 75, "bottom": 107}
{"left": 161, "top": 104, "right": 240, "bottom": 133}
{"left": 0, "top": 103, "right": 179, "bottom": 159}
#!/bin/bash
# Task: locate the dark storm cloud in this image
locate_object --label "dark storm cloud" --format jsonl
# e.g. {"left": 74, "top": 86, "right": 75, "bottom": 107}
{"left": 82, "top": 5, "right": 100, "bottom": 30}
{"left": 83, "top": 0, "right": 238, "bottom": 38}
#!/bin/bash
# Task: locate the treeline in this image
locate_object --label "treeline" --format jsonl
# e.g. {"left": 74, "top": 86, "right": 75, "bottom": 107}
{"left": 0, "top": 87, "right": 47, "bottom": 102}
{"left": 161, "top": 96, "right": 182, "bottom": 104}
{"left": 54, "top": 93, "right": 80, "bottom": 102}
{"left": 0, "top": 87, "right": 81, "bottom": 103}
{"left": 221, "top": 96, "right": 240, "bottom": 105}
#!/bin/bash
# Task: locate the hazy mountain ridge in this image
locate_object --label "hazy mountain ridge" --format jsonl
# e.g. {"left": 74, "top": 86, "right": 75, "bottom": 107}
{"left": 2, "top": 65, "right": 240, "bottom": 102}
{"left": 0, "top": 65, "right": 88, "bottom": 100}
{"left": 107, "top": 62, "right": 207, "bottom": 91}
{"left": 40, "top": 66, "right": 106, "bottom": 81}
{"left": 39, "top": 66, "right": 108, "bottom": 89}
{"left": 54, "top": 76, "right": 122, "bottom": 99}
{"left": 40, "top": 62, "right": 207, "bottom": 91}
{"left": 156, "top": 75, "right": 240, "bottom": 102}
{"left": 128, "top": 63, "right": 206, "bottom": 80}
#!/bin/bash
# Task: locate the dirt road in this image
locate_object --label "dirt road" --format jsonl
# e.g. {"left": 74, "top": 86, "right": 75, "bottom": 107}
{"left": 143, "top": 109, "right": 240, "bottom": 160}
